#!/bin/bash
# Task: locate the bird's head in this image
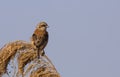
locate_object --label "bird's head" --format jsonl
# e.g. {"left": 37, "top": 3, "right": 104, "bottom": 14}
{"left": 36, "top": 22, "right": 49, "bottom": 30}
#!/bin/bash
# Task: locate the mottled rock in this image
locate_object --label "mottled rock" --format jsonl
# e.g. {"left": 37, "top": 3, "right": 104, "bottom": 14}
{"left": 0, "top": 40, "right": 60, "bottom": 77}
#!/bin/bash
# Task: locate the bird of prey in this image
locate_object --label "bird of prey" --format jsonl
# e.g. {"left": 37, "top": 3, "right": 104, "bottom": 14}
{"left": 31, "top": 22, "right": 49, "bottom": 59}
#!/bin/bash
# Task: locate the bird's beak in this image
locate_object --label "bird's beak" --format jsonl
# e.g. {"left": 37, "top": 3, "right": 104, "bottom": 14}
{"left": 47, "top": 26, "right": 49, "bottom": 28}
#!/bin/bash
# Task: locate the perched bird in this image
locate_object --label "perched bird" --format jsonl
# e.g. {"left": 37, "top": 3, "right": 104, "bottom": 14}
{"left": 31, "top": 22, "right": 49, "bottom": 59}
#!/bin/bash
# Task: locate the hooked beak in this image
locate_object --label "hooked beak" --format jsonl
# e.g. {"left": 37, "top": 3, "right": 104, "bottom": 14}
{"left": 46, "top": 26, "right": 49, "bottom": 28}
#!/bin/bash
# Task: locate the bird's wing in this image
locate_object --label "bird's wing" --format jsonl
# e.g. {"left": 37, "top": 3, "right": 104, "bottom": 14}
{"left": 32, "top": 34, "right": 37, "bottom": 41}
{"left": 39, "top": 32, "right": 48, "bottom": 49}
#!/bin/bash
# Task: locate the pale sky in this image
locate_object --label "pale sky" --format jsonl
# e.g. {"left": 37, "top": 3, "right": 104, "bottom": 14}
{"left": 0, "top": 0, "right": 120, "bottom": 77}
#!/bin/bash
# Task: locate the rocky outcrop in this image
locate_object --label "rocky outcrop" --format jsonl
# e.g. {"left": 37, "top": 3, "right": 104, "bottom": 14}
{"left": 0, "top": 40, "right": 60, "bottom": 77}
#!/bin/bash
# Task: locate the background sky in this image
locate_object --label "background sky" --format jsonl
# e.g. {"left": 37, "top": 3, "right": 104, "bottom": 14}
{"left": 0, "top": 0, "right": 120, "bottom": 77}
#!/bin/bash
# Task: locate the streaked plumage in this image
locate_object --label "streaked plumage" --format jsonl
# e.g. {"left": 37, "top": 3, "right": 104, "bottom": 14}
{"left": 31, "top": 22, "right": 49, "bottom": 59}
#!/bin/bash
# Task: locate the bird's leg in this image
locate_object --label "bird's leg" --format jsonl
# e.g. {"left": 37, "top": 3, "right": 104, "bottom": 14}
{"left": 41, "top": 50, "right": 45, "bottom": 56}
{"left": 37, "top": 52, "right": 40, "bottom": 59}
{"left": 37, "top": 48, "right": 40, "bottom": 59}
{"left": 37, "top": 49, "right": 45, "bottom": 59}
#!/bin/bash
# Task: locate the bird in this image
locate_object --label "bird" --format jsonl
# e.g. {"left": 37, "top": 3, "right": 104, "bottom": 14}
{"left": 31, "top": 22, "right": 49, "bottom": 59}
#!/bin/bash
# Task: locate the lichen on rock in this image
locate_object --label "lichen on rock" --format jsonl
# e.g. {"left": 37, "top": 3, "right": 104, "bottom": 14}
{"left": 0, "top": 40, "right": 60, "bottom": 77}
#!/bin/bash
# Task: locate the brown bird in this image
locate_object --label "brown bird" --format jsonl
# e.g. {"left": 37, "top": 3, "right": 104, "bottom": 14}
{"left": 31, "top": 22, "right": 49, "bottom": 59}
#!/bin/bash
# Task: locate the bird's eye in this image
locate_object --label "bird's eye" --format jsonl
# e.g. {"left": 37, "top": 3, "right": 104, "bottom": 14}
{"left": 42, "top": 25, "right": 45, "bottom": 27}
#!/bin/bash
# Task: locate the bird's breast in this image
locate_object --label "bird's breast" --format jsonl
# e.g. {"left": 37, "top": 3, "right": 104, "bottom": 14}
{"left": 34, "top": 29, "right": 45, "bottom": 35}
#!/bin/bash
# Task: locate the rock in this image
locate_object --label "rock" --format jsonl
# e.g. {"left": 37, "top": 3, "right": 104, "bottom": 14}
{"left": 0, "top": 40, "right": 60, "bottom": 77}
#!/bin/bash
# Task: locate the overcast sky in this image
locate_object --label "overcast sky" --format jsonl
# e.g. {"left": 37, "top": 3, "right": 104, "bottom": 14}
{"left": 0, "top": 0, "right": 120, "bottom": 77}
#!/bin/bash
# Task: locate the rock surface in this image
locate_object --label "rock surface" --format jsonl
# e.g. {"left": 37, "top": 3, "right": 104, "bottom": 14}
{"left": 0, "top": 40, "right": 60, "bottom": 77}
